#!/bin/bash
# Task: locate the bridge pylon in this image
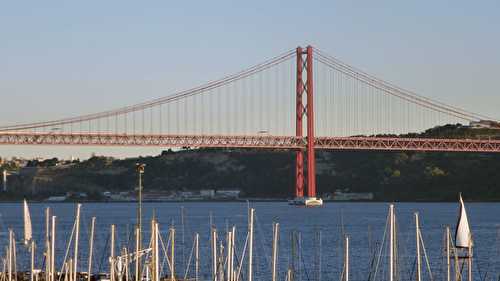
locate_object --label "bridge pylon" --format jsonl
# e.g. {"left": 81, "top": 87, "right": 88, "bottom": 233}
{"left": 292, "top": 46, "right": 322, "bottom": 207}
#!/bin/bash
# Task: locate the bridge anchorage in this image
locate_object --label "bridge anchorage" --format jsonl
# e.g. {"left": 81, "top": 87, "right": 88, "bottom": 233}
{"left": 1, "top": 45, "right": 499, "bottom": 206}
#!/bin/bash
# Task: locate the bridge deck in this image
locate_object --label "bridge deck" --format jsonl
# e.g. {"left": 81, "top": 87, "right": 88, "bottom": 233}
{"left": 1, "top": 132, "right": 499, "bottom": 153}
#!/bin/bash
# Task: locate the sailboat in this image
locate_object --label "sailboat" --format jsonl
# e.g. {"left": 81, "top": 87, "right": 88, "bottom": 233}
{"left": 23, "top": 199, "right": 38, "bottom": 281}
{"left": 23, "top": 199, "right": 32, "bottom": 246}
{"left": 454, "top": 193, "right": 473, "bottom": 281}
{"left": 455, "top": 194, "right": 472, "bottom": 249}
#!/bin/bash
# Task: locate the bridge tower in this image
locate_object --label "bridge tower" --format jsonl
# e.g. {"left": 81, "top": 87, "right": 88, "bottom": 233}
{"left": 294, "top": 46, "right": 322, "bottom": 206}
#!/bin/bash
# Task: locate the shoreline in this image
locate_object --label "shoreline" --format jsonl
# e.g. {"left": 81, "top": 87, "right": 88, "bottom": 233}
{"left": 0, "top": 199, "right": 499, "bottom": 203}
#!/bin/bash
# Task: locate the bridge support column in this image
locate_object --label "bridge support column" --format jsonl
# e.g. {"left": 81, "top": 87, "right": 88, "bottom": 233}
{"left": 295, "top": 47, "right": 305, "bottom": 198}
{"left": 305, "top": 46, "right": 316, "bottom": 198}
{"left": 295, "top": 46, "right": 317, "bottom": 201}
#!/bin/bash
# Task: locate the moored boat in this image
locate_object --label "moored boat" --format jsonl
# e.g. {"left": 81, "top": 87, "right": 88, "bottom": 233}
{"left": 288, "top": 196, "right": 323, "bottom": 207}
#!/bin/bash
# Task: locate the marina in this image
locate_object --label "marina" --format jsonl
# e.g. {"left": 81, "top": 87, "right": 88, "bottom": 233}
{"left": 0, "top": 199, "right": 497, "bottom": 281}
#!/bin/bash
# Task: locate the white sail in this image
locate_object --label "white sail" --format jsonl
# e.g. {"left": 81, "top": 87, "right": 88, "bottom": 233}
{"left": 454, "top": 194, "right": 472, "bottom": 248}
{"left": 23, "top": 199, "right": 32, "bottom": 244}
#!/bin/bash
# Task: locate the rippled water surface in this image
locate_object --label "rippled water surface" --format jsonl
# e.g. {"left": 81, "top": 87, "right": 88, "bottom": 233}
{"left": 0, "top": 202, "right": 499, "bottom": 281}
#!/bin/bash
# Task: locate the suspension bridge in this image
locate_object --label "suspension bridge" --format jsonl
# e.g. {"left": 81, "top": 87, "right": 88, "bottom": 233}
{"left": 1, "top": 45, "right": 499, "bottom": 203}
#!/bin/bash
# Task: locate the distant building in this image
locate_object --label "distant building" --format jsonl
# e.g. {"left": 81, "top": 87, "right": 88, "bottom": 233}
{"left": 180, "top": 191, "right": 195, "bottom": 198}
{"left": 215, "top": 189, "right": 241, "bottom": 199}
{"left": 46, "top": 196, "right": 67, "bottom": 202}
{"left": 331, "top": 190, "right": 374, "bottom": 201}
{"left": 66, "top": 192, "right": 88, "bottom": 199}
{"left": 470, "top": 120, "right": 500, "bottom": 129}
{"left": 142, "top": 191, "right": 175, "bottom": 201}
{"left": 200, "top": 189, "right": 215, "bottom": 199}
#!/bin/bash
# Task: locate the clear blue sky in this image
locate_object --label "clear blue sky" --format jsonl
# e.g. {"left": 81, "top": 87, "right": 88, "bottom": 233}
{"left": 1, "top": 1, "right": 499, "bottom": 159}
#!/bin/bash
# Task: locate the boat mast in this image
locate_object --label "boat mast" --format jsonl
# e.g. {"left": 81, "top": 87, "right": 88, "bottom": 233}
{"left": 31, "top": 240, "right": 35, "bottom": 281}
{"left": 68, "top": 259, "right": 72, "bottom": 281}
{"left": 211, "top": 228, "right": 217, "bottom": 281}
{"left": 136, "top": 163, "right": 145, "bottom": 281}
{"left": 154, "top": 222, "right": 159, "bottom": 281}
{"left": 124, "top": 247, "right": 129, "bottom": 281}
{"left": 13, "top": 236, "right": 17, "bottom": 281}
{"left": 389, "top": 204, "right": 394, "bottom": 281}
{"left": 8, "top": 229, "right": 12, "bottom": 281}
{"left": 232, "top": 227, "right": 236, "bottom": 281}
{"left": 446, "top": 226, "right": 450, "bottom": 281}
{"left": 247, "top": 208, "right": 254, "bottom": 281}
{"left": 150, "top": 219, "right": 155, "bottom": 281}
{"left": 271, "top": 222, "right": 279, "bottom": 281}
{"left": 344, "top": 235, "right": 349, "bottom": 281}
{"left": 415, "top": 213, "right": 421, "bottom": 281}
{"left": 74, "top": 204, "right": 81, "bottom": 281}
{"left": 218, "top": 244, "right": 224, "bottom": 281}
{"left": 111, "top": 224, "right": 116, "bottom": 281}
{"left": 195, "top": 233, "right": 199, "bottom": 281}
{"left": 45, "top": 208, "right": 50, "bottom": 281}
{"left": 170, "top": 227, "right": 175, "bottom": 281}
{"left": 51, "top": 216, "right": 56, "bottom": 281}
{"left": 231, "top": 228, "right": 236, "bottom": 281}
{"left": 226, "top": 229, "right": 232, "bottom": 281}
{"left": 135, "top": 227, "right": 140, "bottom": 281}
{"left": 88, "top": 217, "right": 95, "bottom": 281}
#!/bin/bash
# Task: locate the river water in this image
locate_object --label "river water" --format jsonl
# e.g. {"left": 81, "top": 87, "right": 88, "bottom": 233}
{"left": 0, "top": 202, "right": 499, "bottom": 281}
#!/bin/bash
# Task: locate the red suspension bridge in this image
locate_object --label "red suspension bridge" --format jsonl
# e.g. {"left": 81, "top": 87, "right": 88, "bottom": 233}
{"left": 1, "top": 45, "right": 499, "bottom": 202}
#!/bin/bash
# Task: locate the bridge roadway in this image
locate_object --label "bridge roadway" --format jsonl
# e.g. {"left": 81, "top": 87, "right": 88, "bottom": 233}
{"left": 1, "top": 132, "right": 500, "bottom": 153}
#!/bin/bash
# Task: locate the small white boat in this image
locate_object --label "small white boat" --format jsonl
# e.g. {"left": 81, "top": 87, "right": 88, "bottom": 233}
{"left": 288, "top": 196, "right": 323, "bottom": 207}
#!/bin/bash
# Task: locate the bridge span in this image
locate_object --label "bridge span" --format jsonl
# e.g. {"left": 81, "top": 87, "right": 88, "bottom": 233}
{"left": 2, "top": 45, "right": 499, "bottom": 202}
